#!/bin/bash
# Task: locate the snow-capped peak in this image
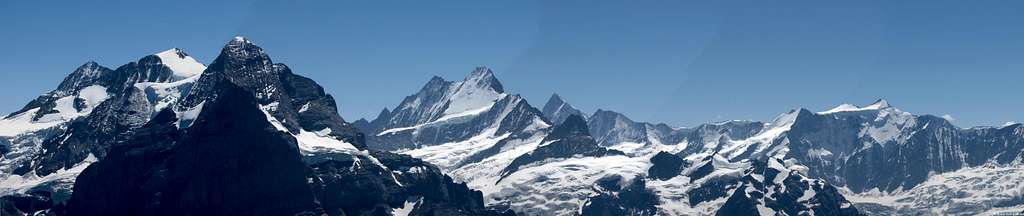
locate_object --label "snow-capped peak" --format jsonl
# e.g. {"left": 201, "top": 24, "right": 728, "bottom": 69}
{"left": 232, "top": 36, "right": 252, "bottom": 44}
{"left": 155, "top": 48, "right": 206, "bottom": 79}
{"left": 73, "top": 61, "right": 108, "bottom": 78}
{"left": 864, "top": 99, "right": 891, "bottom": 110}
{"left": 440, "top": 67, "right": 506, "bottom": 115}
{"left": 818, "top": 99, "right": 893, "bottom": 114}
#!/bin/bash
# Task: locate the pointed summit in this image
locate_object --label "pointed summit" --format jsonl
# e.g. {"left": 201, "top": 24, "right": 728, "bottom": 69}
{"left": 72, "top": 61, "right": 109, "bottom": 78}
{"left": 418, "top": 76, "right": 451, "bottom": 93}
{"left": 216, "top": 36, "right": 269, "bottom": 65}
{"left": 437, "top": 67, "right": 507, "bottom": 116}
{"left": 375, "top": 107, "right": 391, "bottom": 120}
{"left": 865, "top": 99, "right": 891, "bottom": 109}
{"left": 53, "top": 61, "right": 114, "bottom": 94}
{"left": 550, "top": 93, "right": 564, "bottom": 102}
{"left": 542, "top": 93, "right": 585, "bottom": 125}
{"left": 461, "top": 66, "right": 504, "bottom": 93}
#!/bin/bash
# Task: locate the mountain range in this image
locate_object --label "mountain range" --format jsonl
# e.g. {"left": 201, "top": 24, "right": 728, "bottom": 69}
{"left": 1, "top": 37, "right": 1022, "bottom": 215}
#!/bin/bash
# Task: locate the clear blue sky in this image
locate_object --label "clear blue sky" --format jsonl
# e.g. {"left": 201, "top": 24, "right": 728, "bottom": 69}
{"left": 2, "top": 0, "right": 1022, "bottom": 127}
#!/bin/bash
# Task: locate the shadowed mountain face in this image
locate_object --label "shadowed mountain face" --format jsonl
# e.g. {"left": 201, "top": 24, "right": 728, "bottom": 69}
{"left": 67, "top": 79, "right": 511, "bottom": 216}
{"left": 178, "top": 37, "right": 364, "bottom": 148}
{"left": 1, "top": 38, "right": 510, "bottom": 216}
{"left": 68, "top": 80, "right": 319, "bottom": 215}
{"left": 541, "top": 93, "right": 585, "bottom": 125}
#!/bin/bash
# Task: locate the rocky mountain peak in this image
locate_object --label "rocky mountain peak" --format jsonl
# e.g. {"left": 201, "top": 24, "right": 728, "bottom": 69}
{"left": 461, "top": 66, "right": 504, "bottom": 93}
{"left": 542, "top": 93, "right": 585, "bottom": 125}
{"left": 217, "top": 36, "right": 269, "bottom": 66}
{"left": 53, "top": 61, "right": 113, "bottom": 93}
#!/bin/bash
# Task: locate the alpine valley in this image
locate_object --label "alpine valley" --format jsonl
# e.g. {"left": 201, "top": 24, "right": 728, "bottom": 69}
{"left": 1, "top": 38, "right": 1022, "bottom": 216}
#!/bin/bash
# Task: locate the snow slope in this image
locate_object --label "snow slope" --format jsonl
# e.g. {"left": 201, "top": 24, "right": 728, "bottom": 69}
{"left": 844, "top": 164, "right": 1024, "bottom": 215}
{"left": 155, "top": 48, "right": 207, "bottom": 79}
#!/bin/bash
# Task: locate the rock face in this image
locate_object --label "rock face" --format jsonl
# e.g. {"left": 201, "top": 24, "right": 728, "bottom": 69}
{"left": 177, "top": 37, "right": 364, "bottom": 148}
{"left": 68, "top": 81, "right": 320, "bottom": 215}
{"left": 27, "top": 87, "right": 153, "bottom": 176}
{"left": 541, "top": 93, "right": 585, "bottom": 125}
{"left": 647, "top": 151, "right": 687, "bottom": 181}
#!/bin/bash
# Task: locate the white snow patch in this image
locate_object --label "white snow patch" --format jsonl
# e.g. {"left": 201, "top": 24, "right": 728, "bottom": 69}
{"left": 2, "top": 85, "right": 111, "bottom": 136}
{"left": 441, "top": 76, "right": 504, "bottom": 116}
{"left": 807, "top": 148, "right": 833, "bottom": 157}
{"left": 136, "top": 75, "right": 199, "bottom": 114}
{"left": 258, "top": 104, "right": 358, "bottom": 153}
{"left": 378, "top": 99, "right": 498, "bottom": 136}
{"left": 0, "top": 108, "right": 64, "bottom": 137}
{"left": 77, "top": 85, "right": 108, "bottom": 107}
{"left": 391, "top": 197, "right": 422, "bottom": 216}
{"left": 176, "top": 101, "right": 205, "bottom": 128}
{"left": 35, "top": 85, "right": 109, "bottom": 123}
{"left": 941, "top": 114, "right": 955, "bottom": 122}
{"left": 818, "top": 100, "right": 890, "bottom": 114}
{"left": 842, "top": 164, "right": 1024, "bottom": 215}
{"left": 155, "top": 48, "right": 206, "bottom": 79}
{"left": 491, "top": 155, "right": 650, "bottom": 216}
{"left": 607, "top": 142, "right": 646, "bottom": 155}
{"left": 798, "top": 187, "right": 817, "bottom": 202}
{"left": 0, "top": 154, "right": 97, "bottom": 195}
{"left": 400, "top": 128, "right": 508, "bottom": 169}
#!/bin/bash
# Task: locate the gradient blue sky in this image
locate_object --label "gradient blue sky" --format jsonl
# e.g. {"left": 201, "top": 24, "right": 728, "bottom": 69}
{"left": 2, "top": 0, "right": 1022, "bottom": 127}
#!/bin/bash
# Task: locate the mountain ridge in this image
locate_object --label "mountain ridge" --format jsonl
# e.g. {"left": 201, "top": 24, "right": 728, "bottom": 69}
{"left": 1, "top": 37, "right": 1021, "bottom": 215}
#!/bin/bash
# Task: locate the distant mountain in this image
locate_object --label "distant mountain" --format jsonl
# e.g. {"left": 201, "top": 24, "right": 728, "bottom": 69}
{"left": 358, "top": 67, "right": 549, "bottom": 151}
{"left": 540, "top": 93, "right": 585, "bottom": 125}
{"left": 369, "top": 71, "right": 1022, "bottom": 215}
{"left": 0, "top": 38, "right": 510, "bottom": 216}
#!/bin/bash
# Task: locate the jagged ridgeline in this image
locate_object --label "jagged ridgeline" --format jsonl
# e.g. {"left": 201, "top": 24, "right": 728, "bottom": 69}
{"left": 354, "top": 66, "right": 1023, "bottom": 214}
{"left": 1, "top": 36, "right": 1022, "bottom": 216}
{"left": 0, "top": 37, "right": 511, "bottom": 216}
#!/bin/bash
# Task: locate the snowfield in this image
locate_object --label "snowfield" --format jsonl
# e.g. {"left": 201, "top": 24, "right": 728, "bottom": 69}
{"left": 843, "top": 164, "right": 1024, "bottom": 215}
